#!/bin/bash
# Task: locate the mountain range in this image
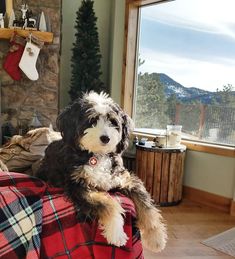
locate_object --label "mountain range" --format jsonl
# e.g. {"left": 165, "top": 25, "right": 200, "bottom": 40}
{"left": 152, "top": 73, "right": 235, "bottom": 104}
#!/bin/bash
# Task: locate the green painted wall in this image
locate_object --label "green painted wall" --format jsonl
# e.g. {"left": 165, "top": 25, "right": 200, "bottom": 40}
{"left": 184, "top": 151, "right": 235, "bottom": 199}
{"left": 60, "top": 0, "right": 114, "bottom": 108}
{"left": 109, "top": 0, "right": 125, "bottom": 104}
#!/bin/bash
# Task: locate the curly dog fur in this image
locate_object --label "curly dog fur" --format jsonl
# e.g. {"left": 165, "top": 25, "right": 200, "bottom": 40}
{"left": 36, "top": 91, "right": 167, "bottom": 251}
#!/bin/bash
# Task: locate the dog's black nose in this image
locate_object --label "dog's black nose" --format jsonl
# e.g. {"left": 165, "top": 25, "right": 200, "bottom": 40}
{"left": 100, "top": 135, "right": 110, "bottom": 144}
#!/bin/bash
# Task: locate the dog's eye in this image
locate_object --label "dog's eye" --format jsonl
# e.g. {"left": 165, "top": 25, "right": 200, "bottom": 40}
{"left": 89, "top": 117, "right": 98, "bottom": 127}
{"left": 110, "top": 118, "right": 119, "bottom": 128}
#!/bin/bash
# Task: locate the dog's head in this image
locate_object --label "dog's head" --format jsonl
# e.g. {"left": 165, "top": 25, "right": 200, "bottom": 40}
{"left": 57, "top": 91, "right": 133, "bottom": 154}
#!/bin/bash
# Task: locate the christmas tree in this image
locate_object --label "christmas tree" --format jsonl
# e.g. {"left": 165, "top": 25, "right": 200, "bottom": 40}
{"left": 69, "top": 0, "right": 106, "bottom": 101}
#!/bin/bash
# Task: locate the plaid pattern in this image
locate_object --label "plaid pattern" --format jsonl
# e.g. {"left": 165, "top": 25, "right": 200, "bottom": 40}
{"left": 0, "top": 171, "right": 144, "bottom": 259}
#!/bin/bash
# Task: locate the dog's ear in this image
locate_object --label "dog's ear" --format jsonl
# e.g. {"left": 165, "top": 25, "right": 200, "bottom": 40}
{"left": 116, "top": 112, "right": 134, "bottom": 154}
{"left": 56, "top": 101, "right": 82, "bottom": 147}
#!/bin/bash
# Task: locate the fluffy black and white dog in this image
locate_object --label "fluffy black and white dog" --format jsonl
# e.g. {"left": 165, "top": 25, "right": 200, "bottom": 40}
{"left": 36, "top": 91, "right": 167, "bottom": 252}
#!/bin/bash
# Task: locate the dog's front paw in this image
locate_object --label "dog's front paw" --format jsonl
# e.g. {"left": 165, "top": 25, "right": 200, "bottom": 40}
{"left": 100, "top": 213, "right": 129, "bottom": 247}
{"left": 141, "top": 223, "right": 167, "bottom": 252}
{"left": 138, "top": 207, "right": 167, "bottom": 252}
{"left": 104, "top": 226, "right": 128, "bottom": 247}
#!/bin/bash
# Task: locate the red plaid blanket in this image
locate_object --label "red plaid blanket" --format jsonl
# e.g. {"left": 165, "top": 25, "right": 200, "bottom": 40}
{"left": 0, "top": 171, "right": 144, "bottom": 259}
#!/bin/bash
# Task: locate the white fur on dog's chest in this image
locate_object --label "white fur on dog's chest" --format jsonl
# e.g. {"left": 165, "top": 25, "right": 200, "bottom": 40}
{"left": 83, "top": 156, "right": 121, "bottom": 191}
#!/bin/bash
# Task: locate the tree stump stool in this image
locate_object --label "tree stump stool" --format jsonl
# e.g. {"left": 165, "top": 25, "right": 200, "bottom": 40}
{"left": 136, "top": 143, "right": 186, "bottom": 206}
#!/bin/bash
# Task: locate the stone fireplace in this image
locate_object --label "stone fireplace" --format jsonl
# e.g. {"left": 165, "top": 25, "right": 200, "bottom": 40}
{"left": 0, "top": 0, "right": 61, "bottom": 143}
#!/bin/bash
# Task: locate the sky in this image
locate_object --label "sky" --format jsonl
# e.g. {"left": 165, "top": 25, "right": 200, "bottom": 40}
{"left": 138, "top": 0, "right": 235, "bottom": 92}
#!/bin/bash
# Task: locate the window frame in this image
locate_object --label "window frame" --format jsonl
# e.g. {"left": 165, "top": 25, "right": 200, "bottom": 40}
{"left": 121, "top": 0, "right": 235, "bottom": 157}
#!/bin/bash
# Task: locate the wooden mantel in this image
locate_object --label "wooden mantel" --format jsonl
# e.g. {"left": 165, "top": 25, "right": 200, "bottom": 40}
{"left": 0, "top": 28, "right": 53, "bottom": 43}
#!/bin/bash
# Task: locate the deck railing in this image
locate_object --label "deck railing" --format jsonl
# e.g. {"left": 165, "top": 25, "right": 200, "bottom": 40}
{"left": 135, "top": 103, "right": 235, "bottom": 146}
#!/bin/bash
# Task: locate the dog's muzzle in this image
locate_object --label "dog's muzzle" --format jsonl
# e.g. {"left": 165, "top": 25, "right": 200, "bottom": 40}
{"left": 100, "top": 135, "right": 110, "bottom": 144}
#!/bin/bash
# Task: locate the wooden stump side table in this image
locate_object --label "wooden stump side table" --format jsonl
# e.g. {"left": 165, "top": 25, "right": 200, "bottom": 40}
{"left": 136, "top": 143, "right": 186, "bottom": 206}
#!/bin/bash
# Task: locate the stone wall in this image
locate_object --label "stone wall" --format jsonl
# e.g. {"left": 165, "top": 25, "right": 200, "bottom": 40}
{"left": 0, "top": 0, "right": 61, "bottom": 142}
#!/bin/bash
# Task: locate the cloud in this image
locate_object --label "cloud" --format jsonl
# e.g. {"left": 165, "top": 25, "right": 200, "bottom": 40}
{"left": 140, "top": 18, "right": 235, "bottom": 64}
{"left": 142, "top": 0, "right": 235, "bottom": 40}
{"left": 138, "top": 48, "right": 235, "bottom": 91}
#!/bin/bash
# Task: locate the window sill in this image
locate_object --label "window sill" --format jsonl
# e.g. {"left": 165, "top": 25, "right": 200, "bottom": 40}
{"left": 132, "top": 131, "right": 235, "bottom": 157}
{"left": 181, "top": 140, "right": 235, "bottom": 157}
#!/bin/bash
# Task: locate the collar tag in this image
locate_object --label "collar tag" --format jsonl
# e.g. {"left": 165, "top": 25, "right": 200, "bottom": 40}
{"left": 89, "top": 156, "right": 98, "bottom": 166}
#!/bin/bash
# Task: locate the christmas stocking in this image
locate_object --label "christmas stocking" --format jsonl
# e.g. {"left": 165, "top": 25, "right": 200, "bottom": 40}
{"left": 3, "top": 33, "right": 26, "bottom": 81}
{"left": 19, "top": 35, "right": 44, "bottom": 81}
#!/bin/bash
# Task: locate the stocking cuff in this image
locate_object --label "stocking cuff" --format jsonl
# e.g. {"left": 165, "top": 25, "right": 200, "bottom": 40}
{"left": 27, "top": 34, "right": 44, "bottom": 49}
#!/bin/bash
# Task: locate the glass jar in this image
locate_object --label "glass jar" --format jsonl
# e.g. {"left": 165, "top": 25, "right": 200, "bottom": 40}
{"left": 167, "top": 125, "right": 182, "bottom": 147}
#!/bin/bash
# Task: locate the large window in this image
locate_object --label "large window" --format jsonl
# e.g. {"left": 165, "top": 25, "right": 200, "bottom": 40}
{"left": 124, "top": 0, "right": 235, "bottom": 147}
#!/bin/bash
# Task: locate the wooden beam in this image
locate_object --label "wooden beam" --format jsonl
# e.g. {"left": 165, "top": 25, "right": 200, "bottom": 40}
{"left": 121, "top": 1, "right": 139, "bottom": 116}
{"left": 0, "top": 28, "right": 54, "bottom": 43}
{"left": 130, "top": 0, "right": 173, "bottom": 6}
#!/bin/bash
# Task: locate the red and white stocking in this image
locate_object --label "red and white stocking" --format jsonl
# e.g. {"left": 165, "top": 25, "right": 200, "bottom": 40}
{"left": 3, "top": 33, "right": 26, "bottom": 81}
{"left": 19, "top": 35, "right": 44, "bottom": 81}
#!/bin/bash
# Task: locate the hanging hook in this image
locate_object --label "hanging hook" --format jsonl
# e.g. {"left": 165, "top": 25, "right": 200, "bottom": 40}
{"left": 29, "top": 31, "right": 32, "bottom": 43}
